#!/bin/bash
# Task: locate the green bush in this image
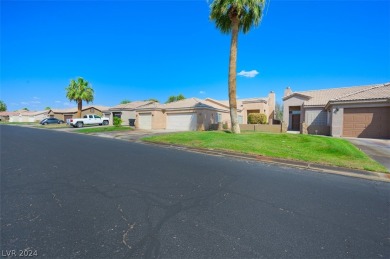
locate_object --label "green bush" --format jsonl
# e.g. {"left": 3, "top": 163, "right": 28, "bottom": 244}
{"left": 113, "top": 117, "right": 122, "bottom": 127}
{"left": 223, "top": 122, "right": 229, "bottom": 130}
{"left": 247, "top": 113, "right": 267, "bottom": 124}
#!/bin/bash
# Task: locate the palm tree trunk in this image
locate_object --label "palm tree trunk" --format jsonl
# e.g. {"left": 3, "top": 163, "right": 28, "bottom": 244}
{"left": 228, "top": 17, "right": 240, "bottom": 134}
{"left": 77, "top": 100, "right": 82, "bottom": 118}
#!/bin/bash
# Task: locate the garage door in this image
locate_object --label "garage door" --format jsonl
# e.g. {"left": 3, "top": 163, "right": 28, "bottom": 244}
{"left": 167, "top": 113, "right": 197, "bottom": 131}
{"left": 138, "top": 113, "right": 152, "bottom": 130}
{"left": 64, "top": 115, "right": 73, "bottom": 123}
{"left": 343, "top": 107, "right": 390, "bottom": 139}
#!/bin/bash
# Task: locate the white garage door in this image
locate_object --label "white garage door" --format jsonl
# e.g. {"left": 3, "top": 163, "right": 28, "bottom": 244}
{"left": 138, "top": 113, "right": 152, "bottom": 130}
{"left": 167, "top": 113, "right": 197, "bottom": 131}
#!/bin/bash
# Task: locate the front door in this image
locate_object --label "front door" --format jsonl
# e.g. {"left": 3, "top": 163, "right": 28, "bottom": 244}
{"left": 292, "top": 114, "right": 300, "bottom": 131}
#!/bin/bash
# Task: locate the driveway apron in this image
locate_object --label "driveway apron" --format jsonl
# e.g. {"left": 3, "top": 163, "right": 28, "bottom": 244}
{"left": 346, "top": 138, "right": 390, "bottom": 172}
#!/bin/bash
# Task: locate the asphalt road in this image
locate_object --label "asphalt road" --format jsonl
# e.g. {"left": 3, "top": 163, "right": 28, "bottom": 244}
{"left": 1, "top": 125, "right": 389, "bottom": 258}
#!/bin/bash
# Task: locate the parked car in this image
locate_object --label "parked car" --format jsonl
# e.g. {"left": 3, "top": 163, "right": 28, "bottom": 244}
{"left": 40, "top": 118, "right": 65, "bottom": 125}
{"left": 68, "top": 114, "right": 109, "bottom": 128}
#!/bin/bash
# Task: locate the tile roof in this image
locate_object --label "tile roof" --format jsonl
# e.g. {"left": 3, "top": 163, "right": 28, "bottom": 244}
{"left": 21, "top": 110, "right": 49, "bottom": 116}
{"left": 51, "top": 105, "right": 110, "bottom": 113}
{"left": 136, "top": 98, "right": 230, "bottom": 112}
{"left": 108, "top": 101, "right": 153, "bottom": 110}
{"left": 285, "top": 83, "right": 390, "bottom": 106}
{"left": 0, "top": 111, "right": 20, "bottom": 116}
{"left": 213, "top": 97, "right": 267, "bottom": 108}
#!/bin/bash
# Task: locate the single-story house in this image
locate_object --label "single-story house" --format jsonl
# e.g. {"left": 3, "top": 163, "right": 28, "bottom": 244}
{"left": 48, "top": 105, "right": 110, "bottom": 121}
{"left": 7, "top": 110, "right": 49, "bottom": 122}
{"left": 283, "top": 82, "right": 390, "bottom": 139}
{"left": 205, "top": 91, "right": 276, "bottom": 124}
{"left": 0, "top": 111, "right": 22, "bottom": 122}
{"left": 135, "top": 98, "right": 231, "bottom": 131}
{"left": 102, "top": 101, "right": 154, "bottom": 126}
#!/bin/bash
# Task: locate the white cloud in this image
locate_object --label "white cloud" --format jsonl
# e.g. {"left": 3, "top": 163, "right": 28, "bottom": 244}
{"left": 31, "top": 101, "right": 41, "bottom": 104}
{"left": 21, "top": 101, "right": 29, "bottom": 105}
{"left": 63, "top": 102, "right": 72, "bottom": 106}
{"left": 237, "top": 70, "right": 259, "bottom": 78}
{"left": 199, "top": 91, "right": 206, "bottom": 95}
{"left": 55, "top": 100, "right": 61, "bottom": 103}
{"left": 33, "top": 96, "right": 39, "bottom": 100}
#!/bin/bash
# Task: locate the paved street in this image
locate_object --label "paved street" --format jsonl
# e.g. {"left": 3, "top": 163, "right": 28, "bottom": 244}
{"left": 1, "top": 125, "right": 389, "bottom": 258}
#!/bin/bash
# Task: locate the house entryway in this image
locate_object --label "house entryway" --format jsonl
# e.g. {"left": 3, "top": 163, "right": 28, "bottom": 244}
{"left": 288, "top": 106, "right": 301, "bottom": 132}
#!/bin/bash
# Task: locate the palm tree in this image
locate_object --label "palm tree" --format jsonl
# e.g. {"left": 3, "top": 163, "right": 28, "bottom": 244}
{"left": 66, "top": 77, "right": 94, "bottom": 118}
{"left": 210, "top": 0, "right": 266, "bottom": 133}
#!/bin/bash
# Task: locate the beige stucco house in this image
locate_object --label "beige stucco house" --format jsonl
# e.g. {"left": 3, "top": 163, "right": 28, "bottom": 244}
{"left": 206, "top": 91, "right": 276, "bottom": 125}
{"left": 48, "top": 105, "right": 110, "bottom": 121}
{"left": 102, "top": 101, "right": 154, "bottom": 126}
{"left": 6, "top": 110, "right": 49, "bottom": 122}
{"left": 283, "top": 82, "right": 390, "bottom": 139}
{"left": 134, "top": 92, "right": 275, "bottom": 131}
{"left": 135, "top": 98, "right": 231, "bottom": 131}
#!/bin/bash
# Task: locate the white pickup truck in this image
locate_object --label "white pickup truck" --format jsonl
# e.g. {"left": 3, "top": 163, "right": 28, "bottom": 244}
{"left": 68, "top": 114, "right": 110, "bottom": 128}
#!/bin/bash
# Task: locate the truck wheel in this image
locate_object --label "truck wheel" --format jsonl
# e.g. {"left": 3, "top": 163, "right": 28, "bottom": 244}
{"left": 76, "top": 122, "right": 83, "bottom": 128}
{"left": 103, "top": 120, "right": 109, "bottom": 125}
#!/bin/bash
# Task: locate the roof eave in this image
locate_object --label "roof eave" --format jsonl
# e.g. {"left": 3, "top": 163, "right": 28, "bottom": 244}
{"left": 325, "top": 98, "right": 390, "bottom": 109}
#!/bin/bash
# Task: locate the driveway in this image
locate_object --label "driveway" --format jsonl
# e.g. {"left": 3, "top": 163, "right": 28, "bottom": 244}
{"left": 346, "top": 138, "right": 390, "bottom": 172}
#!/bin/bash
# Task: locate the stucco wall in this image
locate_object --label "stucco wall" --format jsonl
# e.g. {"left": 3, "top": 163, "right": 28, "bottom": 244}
{"left": 240, "top": 124, "right": 281, "bottom": 133}
{"left": 283, "top": 96, "right": 307, "bottom": 129}
{"left": 242, "top": 102, "right": 268, "bottom": 124}
{"left": 152, "top": 110, "right": 166, "bottom": 129}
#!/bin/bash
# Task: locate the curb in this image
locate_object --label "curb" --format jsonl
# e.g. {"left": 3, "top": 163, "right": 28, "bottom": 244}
{"left": 138, "top": 141, "right": 390, "bottom": 183}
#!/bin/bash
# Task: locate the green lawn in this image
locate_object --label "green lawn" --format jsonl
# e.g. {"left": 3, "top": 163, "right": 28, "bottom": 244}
{"left": 143, "top": 131, "right": 388, "bottom": 173}
{"left": 76, "top": 126, "right": 133, "bottom": 134}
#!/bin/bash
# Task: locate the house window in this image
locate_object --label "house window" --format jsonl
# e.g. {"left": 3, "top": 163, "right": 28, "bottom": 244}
{"left": 113, "top": 112, "right": 122, "bottom": 119}
{"left": 217, "top": 113, "right": 222, "bottom": 123}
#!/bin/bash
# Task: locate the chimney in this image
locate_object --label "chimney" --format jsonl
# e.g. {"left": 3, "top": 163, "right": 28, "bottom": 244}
{"left": 284, "top": 86, "right": 292, "bottom": 97}
{"left": 268, "top": 91, "right": 276, "bottom": 121}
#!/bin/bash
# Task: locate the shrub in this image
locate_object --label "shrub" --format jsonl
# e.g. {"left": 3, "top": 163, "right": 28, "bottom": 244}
{"left": 113, "top": 117, "right": 122, "bottom": 127}
{"left": 223, "top": 122, "right": 229, "bottom": 130}
{"left": 248, "top": 113, "right": 267, "bottom": 124}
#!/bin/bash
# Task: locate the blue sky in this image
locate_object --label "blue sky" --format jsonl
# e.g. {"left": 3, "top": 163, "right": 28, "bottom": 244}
{"left": 1, "top": 0, "right": 389, "bottom": 111}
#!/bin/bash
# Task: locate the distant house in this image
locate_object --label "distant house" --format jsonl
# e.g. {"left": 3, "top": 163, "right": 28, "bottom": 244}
{"left": 133, "top": 91, "right": 276, "bottom": 131}
{"left": 135, "top": 98, "right": 232, "bottom": 131}
{"left": 283, "top": 83, "right": 390, "bottom": 139}
{"left": 102, "top": 101, "right": 154, "bottom": 126}
{"left": 48, "top": 105, "right": 110, "bottom": 121}
{"left": 0, "top": 111, "right": 24, "bottom": 122}
{"left": 5, "top": 110, "right": 49, "bottom": 122}
{"left": 206, "top": 91, "right": 276, "bottom": 125}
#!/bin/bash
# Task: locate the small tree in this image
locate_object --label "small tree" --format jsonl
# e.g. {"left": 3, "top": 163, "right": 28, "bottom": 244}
{"left": 45, "top": 107, "right": 51, "bottom": 110}
{"left": 275, "top": 102, "right": 283, "bottom": 121}
{"left": 22, "top": 108, "right": 29, "bottom": 111}
{"left": 120, "top": 100, "right": 131, "bottom": 104}
{"left": 166, "top": 94, "right": 186, "bottom": 103}
{"left": 0, "top": 100, "right": 6, "bottom": 111}
{"left": 248, "top": 113, "right": 267, "bottom": 124}
{"left": 113, "top": 117, "right": 122, "bottom": 127}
